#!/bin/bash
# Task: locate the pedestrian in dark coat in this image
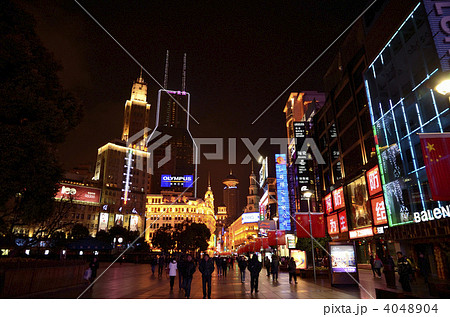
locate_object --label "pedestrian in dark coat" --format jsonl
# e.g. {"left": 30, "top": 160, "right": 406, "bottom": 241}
{"left": 238, "top": 256, "right": 248, "bottom": 282}
{"left": 417, "top": 253, "right": 430, "bottom": 284}
{"left": 215, "top": 256, "right": 222, "bottom": 276}
{"left": 264, "top": 256, "right": 271, "bottom": 276}
{"left": 158, "top": 255, "right": 165, "bottom": 277}
{"left": 397, "top": 252, "right": 412, "bottom": 292}
{"left": 247, "top": 254, "right": 262, "bottom": 293}
{"left": 369, "top": 253, "right": 376, "bottom": 277}
{"left": 271, "top": 255, "right": 280, "bottom": 282}
{"left": 150, "top": 256, "right": 157, "bottom": 275}
{"left": 199, "top": 254, "right": 215, "bottom": 298}
{"left": 221, "top": 257, "right": 228, "bottom": 277}
{"left": 182, "top": 255, "right": 196, "bottom": 298}
{"left": 89, "top": 257, "right": 99, "bottom": 282}
{"left": 288, "top": 257, "right": 297, "bottom": 284}
{"left": 178, "top": 254, "right": 186, "bottom": 290}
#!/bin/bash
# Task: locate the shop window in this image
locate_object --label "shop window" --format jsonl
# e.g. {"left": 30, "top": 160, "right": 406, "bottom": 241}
{"left": 345, "top": 175, "right": 372, "bottom": 230}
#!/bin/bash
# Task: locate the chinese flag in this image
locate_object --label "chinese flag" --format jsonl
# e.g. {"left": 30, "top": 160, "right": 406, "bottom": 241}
{"left": 254, "top": 238, "right": 262, "bottom": 250}
{"left": 268, "top": 230, "right": 277, "bottom": 246}
{"left": 295, "top": 213, "right": 325, "bottom": 238}
{"left": 295, "top": 213, "right": 310, "bottom": 238}
{"left": 419, "top": 133, "right": 450, "bottom": 201}
{"left": 262, "top": 237, "right": 269, "bottom": 249}
{"left": 276, "top": 230, "right": 286, "bottom": 245}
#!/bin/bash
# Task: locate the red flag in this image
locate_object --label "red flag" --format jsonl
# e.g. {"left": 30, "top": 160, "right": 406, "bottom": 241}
{"left": 276, "top": 230, "right": 286, "bottom": 245}
{"left": 295, "top": 213, "right": 310, "bottom": 238}
{"left": 268, "top": 230, "right": 277, "bottom": 246}
{"left": 254, "top": 238, "right": 262, "bottom": 250}
{"left": 295, "top": 213, "right": 325, "bottom": 238}
{"left": 419, "top": 133, "right": 450, "bottom": 201}
{"left": 262, "top": 237, "right": 269, "bottom": 249}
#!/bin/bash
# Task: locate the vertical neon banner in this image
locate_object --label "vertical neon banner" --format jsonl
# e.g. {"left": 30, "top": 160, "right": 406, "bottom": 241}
{"left": 275, "top": 154, "right": 291, "bottom": 231}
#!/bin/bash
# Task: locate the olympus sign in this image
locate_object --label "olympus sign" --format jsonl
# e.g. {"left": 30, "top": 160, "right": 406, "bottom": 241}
{"left": 413, "top": 204, "right": 450, "bottom": 223}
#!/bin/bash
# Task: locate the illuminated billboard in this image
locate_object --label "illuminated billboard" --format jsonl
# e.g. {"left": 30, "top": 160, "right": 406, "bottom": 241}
{"left": 330, "top": 244, "right": 357, "bottom": 273}
{"left": 332, "top": 187, "right": 345, "bottom": 210}
{"left": 327, "top": 214, "right": 339, "bottom": 235}
{"left": 55, "top": 184, "right": 101, "bottom": 204}
{"left": 366, "top": 166, "right": 382, "bottom": 197}
{"left": 275, "top": 154, "right": 291, "bottom": 231}
{"left": 371, "top": 196, "right": 387, "bottom": 226}
{"left": 129, "top": 215, "right": 139, "bottom": 231}
{"left": 98, "top": 213, "right": 109, "bottom": 231}
{"left": 291, "top": 250, "right": 307, "bottom": 269}
{"left": 161, "top": 175, "right": 194, "bottom": 188}
{"left": 338, "top": 211, "right": 348, "bottom": 233}
{"left": 259, "top": 157, "right": 268, "bottom": 188}
{"left": 324, "top": 193, "right": 333, "bottom": 214}
{"left": 115, "top": 214, "right": 124, "bottom": 226}
{"left": 242, "top": 212, "right": 260, "bottom": 224}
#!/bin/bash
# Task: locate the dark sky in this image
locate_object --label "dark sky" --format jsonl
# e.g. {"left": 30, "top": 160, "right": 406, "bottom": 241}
{"left": 21, "top": 0, "right": 373, "bottom": 209}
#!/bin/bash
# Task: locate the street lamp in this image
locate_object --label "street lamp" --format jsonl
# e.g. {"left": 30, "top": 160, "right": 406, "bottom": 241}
{"left": 273, "top": 217, "right": 278, "bottom": 255}
{"left": 303, "top": 191, "right": 316, "bottom": 283}
{"left": 435, "top": 79, "right": 450, "bottom": 95}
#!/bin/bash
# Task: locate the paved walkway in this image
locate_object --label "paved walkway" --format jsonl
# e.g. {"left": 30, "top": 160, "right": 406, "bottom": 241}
{"left": 22, "top": 263, "right": 433, "bottom": 299}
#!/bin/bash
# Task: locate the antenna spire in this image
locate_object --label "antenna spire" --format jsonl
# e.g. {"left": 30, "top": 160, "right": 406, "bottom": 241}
{"left": 182, "top": 53, "right": 187, "bottom": 91}
{"left": 251, "top": 160, "right": 254, "bottom": 173}
{"left": 164, "top": 50, "right": 169, "bottom": 89}
{"left": 208, "top": 172, "right": 211, "bottom": 189}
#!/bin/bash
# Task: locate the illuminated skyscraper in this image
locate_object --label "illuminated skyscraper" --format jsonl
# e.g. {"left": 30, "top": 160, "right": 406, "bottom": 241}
{"left": 148, "top": 53, "right": 197, "bottom": 196}
{"left": 121, "top": 71, "right": 151, "bottom": 144}
{"left": 223, "top": 171, "right": 239, "bottom": 225}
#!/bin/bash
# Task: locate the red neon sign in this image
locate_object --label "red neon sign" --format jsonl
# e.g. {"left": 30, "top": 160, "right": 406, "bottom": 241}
{"left": 327, "top": 214, "right": 339, "bottom": 235}
{"left": 371, "top": 196, "right": 387, "bottom": 226}
{"left": 324, "top": 193, "right": 333, "bottom": 214}
{"left": 332, "top": 187, "right": 345, "bottom": 210}
{"left": 366, "top": 166, "right": 382, "bottom": 196}
{"left": 338, "top": 211, "right": 348, "bottom": 233}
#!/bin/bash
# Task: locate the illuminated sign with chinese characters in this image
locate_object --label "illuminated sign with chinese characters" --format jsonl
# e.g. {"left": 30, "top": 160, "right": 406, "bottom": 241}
{"left": 366, "top": 166, "right": 382, "bottom": 196}
{"left": 338, "top": 211, "right": 348, "bottom": 233}
{"left": 327, "top": 214, "right": 339, "bottom": 235}
{"left": 332, "top": 187, "right": 345, "bottom": 210}
{"left": 371, "top": 196, "right": 387, "bottom": 226}
{"left": 349, "top": 227, "right": 373, "bottom": 239}
{"left": 275, "top": 154, "right": 291, "bottom": 231}
{"left": 324, "top": 193, "right": 333, "bottom": 214}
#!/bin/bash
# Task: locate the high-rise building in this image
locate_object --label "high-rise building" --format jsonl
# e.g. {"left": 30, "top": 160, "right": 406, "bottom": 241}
{"left": 148, "top": 55, "right": 197, "bottom": 196}
{"left": 121, "top": 72, "right": 151, "bottom": 144}
{"left": 223, "top": 171, "right": 240, "bottom": 225}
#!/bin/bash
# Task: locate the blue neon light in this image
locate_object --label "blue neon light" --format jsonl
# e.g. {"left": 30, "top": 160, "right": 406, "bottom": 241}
{"left": 275, "top": 154, "right": 291, "bottom": 231}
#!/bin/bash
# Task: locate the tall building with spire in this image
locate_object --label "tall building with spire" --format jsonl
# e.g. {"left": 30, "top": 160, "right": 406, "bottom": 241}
{"left": 223, "top": 170, "right": 239, "bottom": 225}
{"left": 121, "top": 70, "right": 151, "bottom": 144}
{"left": 204, "top": 173, "right": 214, "bottom": 210}
{"left": 244, "top": 162, "right": 260, "bottom": 213}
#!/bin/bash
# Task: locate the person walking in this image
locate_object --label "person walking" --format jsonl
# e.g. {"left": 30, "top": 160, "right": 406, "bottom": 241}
{"left": 238, "top": 256, "right": 248, "bottom": 283}
{"left": 417, "top": 252, "right": 430, "bottom": 284}
{"left": 199, "top": 254, "right": 215, "bottom": 299}
{"left": 271, "top": 255, "right": 280, "bottom": 282}
{"left": 264, "top": 256, "right": 271, "bottom": 277}
{"left": 158, "top": 255, "right": 165, "bottom": 277}
{"left": 150, "top": 256, "right": 157, "bottom": 275}
{"left": 373, "top": 255, "right": 383, "bottom": 278}
{"left": 89, "top": 257, "right": 99, "bottom": 283}
{"left": 182, "top": 255, "right": 196, "bottom": 298}
{"left": 168, "top": 258, "right": 178, "bottom": 291}
{"left": 383, "top": 252, "right": 396, "bottom": 288}
{"left": 397, "top": 252, "right": 412, "bottom": 292}
{"left": 178, "top": 254, "right": 185, "bottom": 290}
{"left": 215, "top": 256, "right": 222, "bottom": 276}
{"left": 288, "top": 257, "right": 297, "bottom": 284}
{"left": 221, "top": 257, "right": 228, "bottom": 277}
{"left": 248, "top": 254, "right": 262, "bottom": 293}
{"left": 369, "top": 253, "right": 376, "bottom": 277}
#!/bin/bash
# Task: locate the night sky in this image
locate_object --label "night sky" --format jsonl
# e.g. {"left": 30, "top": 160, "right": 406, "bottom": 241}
{"left": 21, "top": 0, "right": 373, "bottom": 209}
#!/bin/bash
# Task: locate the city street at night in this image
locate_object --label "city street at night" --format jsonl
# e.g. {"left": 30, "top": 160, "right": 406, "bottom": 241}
{"left": 22, "top": 263, "right": 432, "bottom": 300}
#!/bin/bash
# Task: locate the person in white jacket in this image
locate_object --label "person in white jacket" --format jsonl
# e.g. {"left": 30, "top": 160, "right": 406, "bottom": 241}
{"left": 169, "top": 259, "right": 178, "bottom": 291}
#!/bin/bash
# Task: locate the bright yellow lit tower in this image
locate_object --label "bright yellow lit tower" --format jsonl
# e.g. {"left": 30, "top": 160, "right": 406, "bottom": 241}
{"left": 121, "top": 69, "right": 151, "bottom": 144}
{"left": 204, "top": 173, "right": 214, "bottom": 211}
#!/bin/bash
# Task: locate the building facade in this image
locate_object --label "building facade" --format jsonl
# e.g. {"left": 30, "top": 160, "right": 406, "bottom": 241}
{"left": 223, "top": 171, "right": 240, "bottom": 226}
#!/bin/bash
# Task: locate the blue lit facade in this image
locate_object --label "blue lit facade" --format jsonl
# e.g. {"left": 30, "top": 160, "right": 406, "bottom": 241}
{"left": 364, "top": 2, "right": 450, "bottom": 228}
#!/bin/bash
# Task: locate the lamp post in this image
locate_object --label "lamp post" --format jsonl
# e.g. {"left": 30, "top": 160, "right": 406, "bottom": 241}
{"left": 303, "top": 191, "right": 316, "bottom": 283}
{"left": 273, "top": 216, "right": 278, "bottom": 255}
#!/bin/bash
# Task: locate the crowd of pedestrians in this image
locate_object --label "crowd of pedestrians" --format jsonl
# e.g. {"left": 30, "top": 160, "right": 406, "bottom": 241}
{"left": 144, "top": 249, "right": 427, "bottom": 298}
